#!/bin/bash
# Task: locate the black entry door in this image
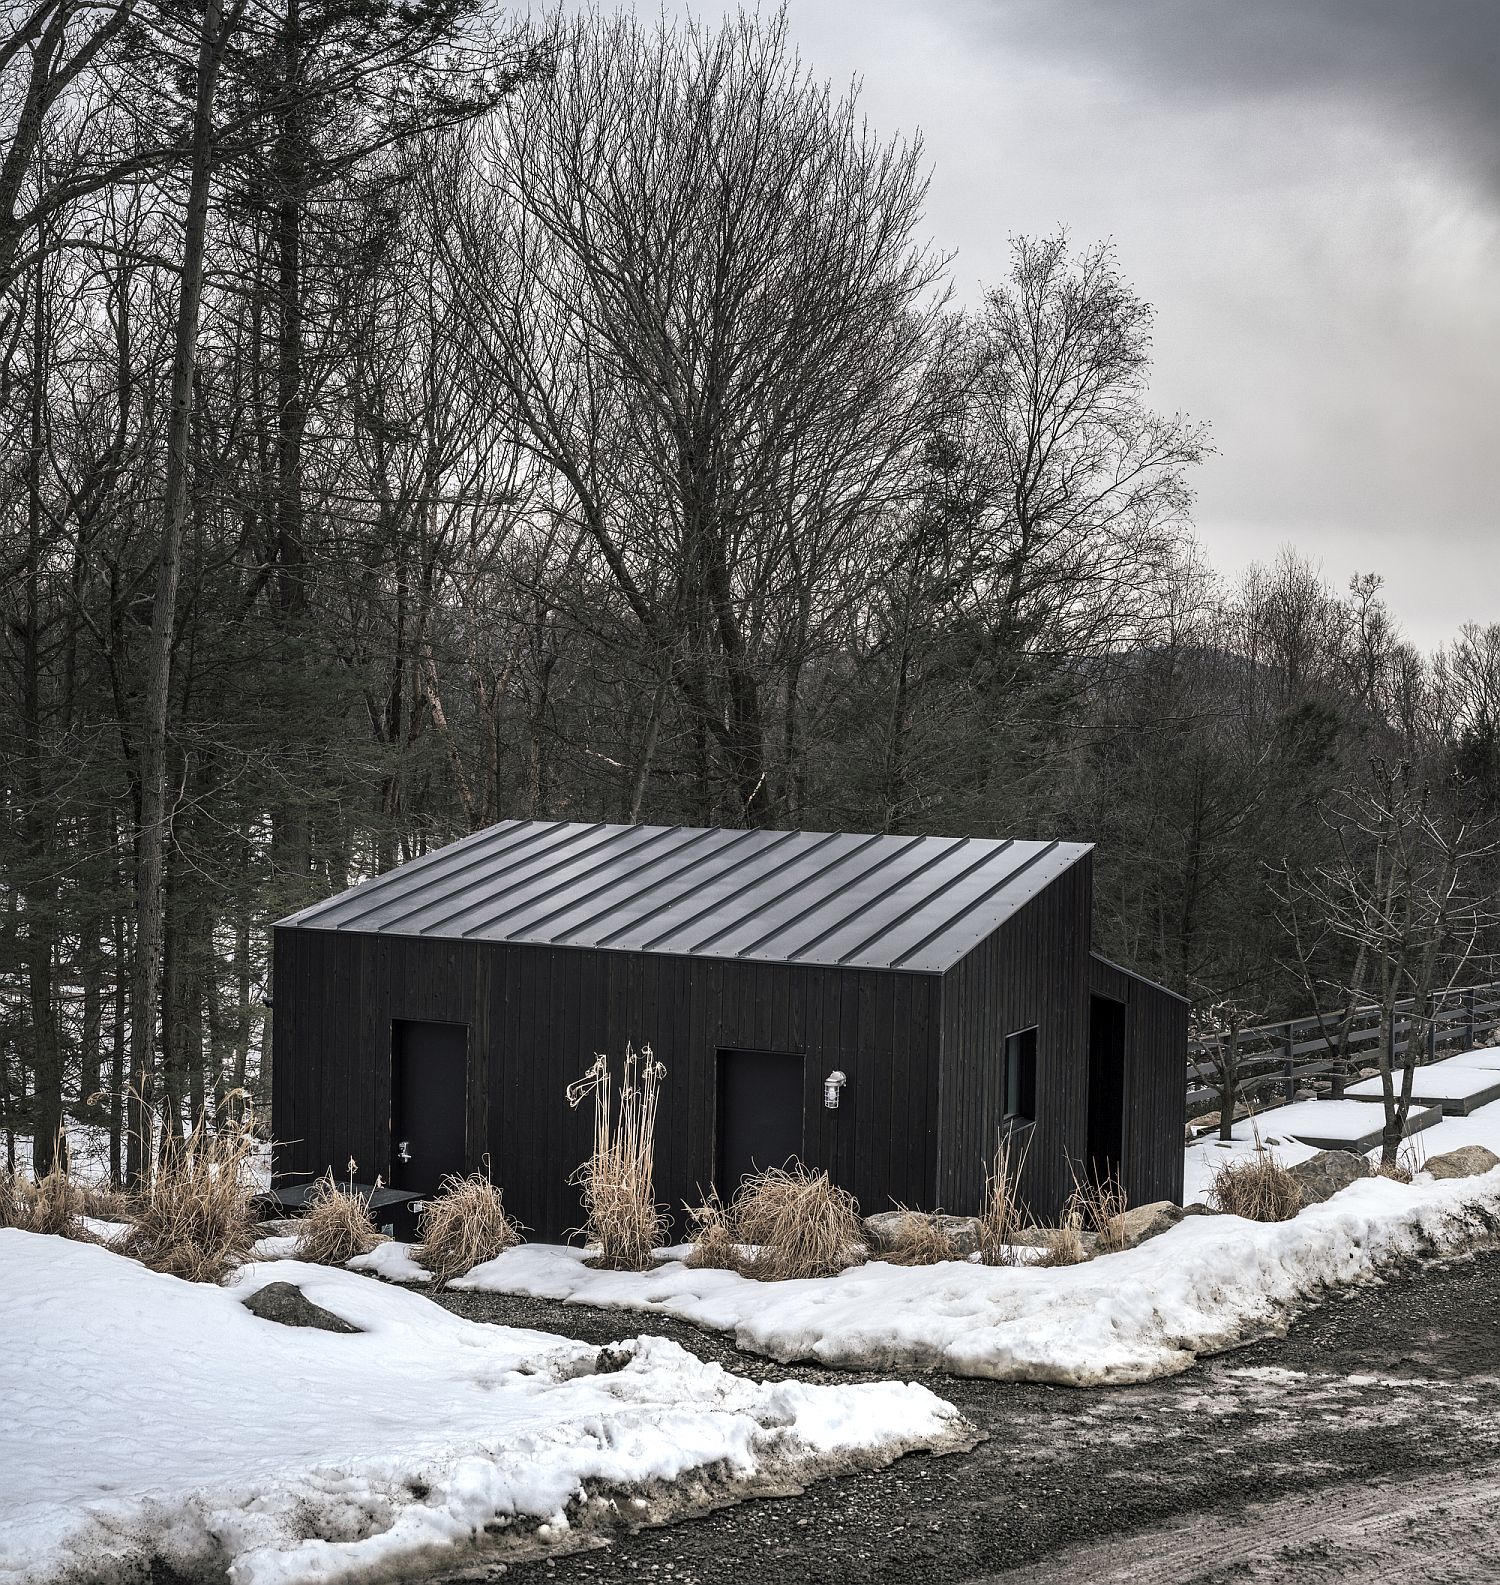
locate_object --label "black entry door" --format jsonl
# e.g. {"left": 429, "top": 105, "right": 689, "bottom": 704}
{"left": 391, "top": 1019, "right": 469, "bottom": 1194}
{"left": 717, "top": 1048, "right": 804, "bottom": 1194}
{"left": 1087, "top": 995, "right": 1126, "bottom": 1183}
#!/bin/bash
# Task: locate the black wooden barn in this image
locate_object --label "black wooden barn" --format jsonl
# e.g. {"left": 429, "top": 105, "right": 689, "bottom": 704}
{"left": 271, "top": 819, "right": 1186, "bottom": 1237}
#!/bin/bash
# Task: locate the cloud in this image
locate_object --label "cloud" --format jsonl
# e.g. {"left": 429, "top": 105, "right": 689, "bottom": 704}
{"left": 629, "top": 2, "right": 1500, "bottom": 649}
{"left": 991, "top": 3, "right": 1500, "bottom": 120}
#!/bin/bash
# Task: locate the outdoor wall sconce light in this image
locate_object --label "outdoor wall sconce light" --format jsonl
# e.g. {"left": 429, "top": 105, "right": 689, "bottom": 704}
{"left": 823, "top": 1070, "right": 847, "bottom": 1109}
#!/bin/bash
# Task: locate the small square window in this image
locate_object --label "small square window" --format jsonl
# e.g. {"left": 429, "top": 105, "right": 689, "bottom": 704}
{"left": 1003, "top": 1027, "right": 1037, "bottom": 1125}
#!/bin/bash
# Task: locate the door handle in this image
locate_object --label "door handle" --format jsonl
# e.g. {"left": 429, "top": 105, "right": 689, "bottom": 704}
{"left": 396, "top": 1140, "right": 411, "bottom": 1163}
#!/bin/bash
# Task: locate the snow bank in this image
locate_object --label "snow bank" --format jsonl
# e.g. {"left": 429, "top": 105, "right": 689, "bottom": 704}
{"left": 454, "top": 1168, "right": 1500, "bottom": 1387}
{"left": 0, "top": 1233, "right": 969, "bottom": 1585}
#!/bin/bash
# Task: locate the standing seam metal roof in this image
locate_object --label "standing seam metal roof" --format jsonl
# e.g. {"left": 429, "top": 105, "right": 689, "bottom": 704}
{"left": 277, "top": 819, "right": 1093, "bottom": 974}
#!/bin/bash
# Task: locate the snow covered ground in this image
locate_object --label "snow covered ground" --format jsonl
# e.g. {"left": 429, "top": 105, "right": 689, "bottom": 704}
{"left": 1196, "top": 1096, "right": 1445, "bottom": 1153}
{"left": 446, "top": 1169, "right": 1500, "bottom": 1386}
{"left": 1345, "top": 1062, "right": 1500, "bottom": 1110}
{"left": 1436, "top": 1045, "right": 1500, "bottom": 1071}
{"left": 0, "top": 1232, "right": 970, "bottom": 1585}
{"left": 1184, "top": 1088, "right": 1500, "bottom": 1199}
{"left": 424, "top": 1099, "right": 1500, "bottom": 1389}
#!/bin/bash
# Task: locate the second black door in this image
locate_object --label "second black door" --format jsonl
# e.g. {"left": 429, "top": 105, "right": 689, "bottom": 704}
{"left": 1086, "top": 995, "right": 1126, "bottom": 1183}
{"left": 716, "top": 1048, "right": 804, "bottom": 1194}
{"left": 391, "top": 1019, "right": 469, "bottom": 1195}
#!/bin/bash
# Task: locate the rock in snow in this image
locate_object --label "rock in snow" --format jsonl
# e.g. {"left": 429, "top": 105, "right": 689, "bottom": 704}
{"left": 1101, "top": 1200, "right": 1184, "bottom": 1250}
{"left": 242, "top": 1279, "right": 362, "bottom": 1333}
{"left": 862, "top": 1210, "right": 982, "bottom": 1257}
{"left": 1286, "top": 1149, "right": 1375, "bottom": 1206}
{"left": 1424, "top": 1144, "right": 1500, "bottom": 1180}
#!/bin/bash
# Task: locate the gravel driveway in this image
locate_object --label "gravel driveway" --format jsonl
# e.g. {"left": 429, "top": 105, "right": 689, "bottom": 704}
{"left": 430, "top": 1245, "right": 1500, "bottom": 1585}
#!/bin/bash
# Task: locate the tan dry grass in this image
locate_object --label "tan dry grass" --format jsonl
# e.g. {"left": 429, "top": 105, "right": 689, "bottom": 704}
{"left": 75, "top": 1181, "right": 132, "bottom": 1222}
{"left": 879, "top": 1205, "right": 963, "bottom": 1267}
{"left": 294, "top": 1173, "right": 386, "bottom": 1266}
{"left": 0, "top": 1165, "right": 102, "bottom": 1242}
{"left": 1378, "top": 1131, "right": 1428, "bottom": 1184}
{"left": 1072, "top": 1171, "right": 1129, "bottom": 1253}
{"left": 729, "top": 1164, "right": 866, "bottom": 1281}
{"left": 24, "top": 1167, "right": 91, "bottom": 1237}
{"left": 117, "top": 1119, "right": 260, "bottom": 1282}
{"left": 567, "top": 1044, "right": 668, "bottom": 1271}
{"left": 1207, "top": 1150, "right": 1302, "bottom": 1221}
{"left": 1036, "top": 1205, "right": 1089, "bottom": 1267}
{"left": 977, "top": 1132, "right": 1034, "bottom": 1266}
{"left": 417, "top": 1172, "right": 523, "bottom": 1285}
{"left": 683, "top": 1192, "right": 740, "bottom": 1271}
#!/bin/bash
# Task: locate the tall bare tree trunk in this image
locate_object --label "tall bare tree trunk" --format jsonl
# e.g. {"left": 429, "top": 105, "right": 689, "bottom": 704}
{"left": 109, "top": 907, "right": 126, "bottom": 1186}
{"left": 22, "top": 252, "right": 64, "bottom": 1174}
{"left": 128, "top": 0, "right": 228, "bottom": 1183}
{"left": 274, "top": 0, "right": 306, "bottom": 619}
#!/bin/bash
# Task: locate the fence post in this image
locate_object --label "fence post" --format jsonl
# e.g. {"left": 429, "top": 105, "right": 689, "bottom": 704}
{"left": 1466, "top": 986, "right": 1477, "bottom": 1051}
{"left": 1282, "top": 1024, "right": 1296, "bottom": 1103}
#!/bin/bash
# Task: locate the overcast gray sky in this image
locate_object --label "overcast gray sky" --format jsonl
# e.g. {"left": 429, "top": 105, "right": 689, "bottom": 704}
{"left": 662, "top": 1, "right": 1500, "bottom": 651}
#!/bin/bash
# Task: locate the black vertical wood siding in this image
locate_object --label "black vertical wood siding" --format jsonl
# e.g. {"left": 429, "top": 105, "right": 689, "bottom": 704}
{"left": 272, "top": 846, "right": 1187, "bottom": 1237}
{"left": 272, "top": 929, "right": 945, "bottom": 1239}
{"left": 934, "top": 853, "right": 1094, "bottom": 1219}
{"left": 1090, "top": 952, "right": 1189, "bottom": 1206}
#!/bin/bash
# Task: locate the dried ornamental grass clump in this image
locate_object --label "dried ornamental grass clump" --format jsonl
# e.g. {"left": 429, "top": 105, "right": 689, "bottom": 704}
{"left": 568, "top": 1044, "right": 668, "bottom": 1271}
{"left": 418, "top": 1172, "right": 523, "bottom": 1285}
{"left": 22, "top": 1166, "right": 91, "bottom": 1238}
{"left": 683, "top": 1192, "right": 740, "bottom": 1271}
{"left": 0, "top": 1169, "right": 21, "bottom": 1229}
{"left": 729, "top": 1164, "right": 866, "bottom": 1281}
{"left": 1207, "top": 1149, "right": 1302, "bottom": 1222}
{"left": 0, "top": 1164, "right": 102, "bottom": 1243}
{"left": 295, "top": 1167, "right": 386, "bottom": 1266}
{"left": 118, "top": 1118, "right": 260, "bottom": 1283}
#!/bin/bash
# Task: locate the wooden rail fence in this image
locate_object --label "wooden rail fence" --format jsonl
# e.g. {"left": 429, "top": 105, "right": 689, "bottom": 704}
{"left": 1186, "top": 982, "right": 1500, "bottom": 1123}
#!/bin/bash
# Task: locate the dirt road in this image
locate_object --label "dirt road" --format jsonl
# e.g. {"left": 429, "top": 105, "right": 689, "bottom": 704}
{"left": 433, "top": 1245, "right": 1500, "bottom": 1585}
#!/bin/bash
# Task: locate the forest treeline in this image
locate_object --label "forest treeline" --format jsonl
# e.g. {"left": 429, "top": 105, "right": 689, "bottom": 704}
{"left": 4, "top": 2, "right": 1499, "bottom": 1179}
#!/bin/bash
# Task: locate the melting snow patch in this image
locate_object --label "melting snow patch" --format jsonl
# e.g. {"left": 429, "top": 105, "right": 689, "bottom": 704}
{"left": 0, "top": 1232, "right": 970, "bottom": 1585}
{"left": 348, "top": 1239, "right": 429, "bottom": 1284}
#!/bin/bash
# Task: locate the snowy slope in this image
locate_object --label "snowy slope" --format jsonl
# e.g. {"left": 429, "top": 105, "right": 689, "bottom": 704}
{"left": 0, "top": 1233, "right": 970, "bottom": 1585}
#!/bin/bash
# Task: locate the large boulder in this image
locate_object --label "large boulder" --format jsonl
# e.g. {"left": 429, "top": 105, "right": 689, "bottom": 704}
{"left": 241, "top": 1281, "right": 361, "bottom": 1333}
{"left": 1286, "top": 1149, "right": 1374, "bottom": 1206}
{"left": 862, "top": 1210, "right": 983, "bottom": 1259}
{"left": 1101, "top": 1200, "right": 1184, "bottom": 1251}
{"left": 1424, "top": 1144, "right": 1500, "bottom": 1181}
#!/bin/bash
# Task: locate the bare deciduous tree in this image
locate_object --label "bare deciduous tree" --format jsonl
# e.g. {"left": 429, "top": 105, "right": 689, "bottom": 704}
{"left": 1280, "top": 759, "right": 1496, "bottom": 1165}
{"left": 440, "top": 8, "right": 943, "bottom": 826}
